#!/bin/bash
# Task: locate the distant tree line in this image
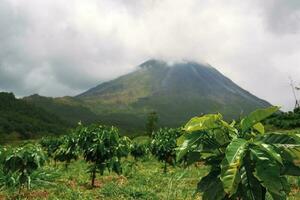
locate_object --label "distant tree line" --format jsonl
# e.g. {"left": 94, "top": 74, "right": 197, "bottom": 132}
{"left": 265, "top": 107, "right": 300, "bottom": 129}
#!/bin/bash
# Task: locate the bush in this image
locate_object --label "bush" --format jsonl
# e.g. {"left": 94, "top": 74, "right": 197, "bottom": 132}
{"left": 1, "top": 144, "right": 46, "bottom": 192}
{"left": 76, "top": 124, "right": 131, "bottom": 187}
{"left": 131, "top": 142, "right": 149, "bottom": 160}
{"left": 178, "top": 106, "right": 300, "bottom": 199}
{"left": 151, "top": 128, "right": 181, "bottom": 173}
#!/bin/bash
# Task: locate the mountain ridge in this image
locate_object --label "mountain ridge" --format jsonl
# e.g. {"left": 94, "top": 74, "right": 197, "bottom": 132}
{"left": 74, "top": 59, "right": 271, "bottom": 129}
{"left": 2, "top": 59, "right": 272, "bottom": 137}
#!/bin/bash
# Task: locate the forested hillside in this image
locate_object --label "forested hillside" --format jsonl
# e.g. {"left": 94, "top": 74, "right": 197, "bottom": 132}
{"left": 0, "top": 92, "right": 68, "bottom": 140}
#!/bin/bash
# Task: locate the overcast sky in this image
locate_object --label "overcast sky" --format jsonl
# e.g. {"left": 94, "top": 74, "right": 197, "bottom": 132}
{"left": 0, "top": 0, "right": 300, "bottom": 110}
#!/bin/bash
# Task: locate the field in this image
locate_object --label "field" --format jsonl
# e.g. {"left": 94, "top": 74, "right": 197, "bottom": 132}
{"left": 1, "top": 135, "right": 300, "bottom": 200}
{"left": 0, "top": 155, "right": 299, "bottom": 200}
{"left": 0, "top": 156, "right": 203, "bottom": 199}
{"left": 1, "top": 107, "right": 300, "bottom": 200}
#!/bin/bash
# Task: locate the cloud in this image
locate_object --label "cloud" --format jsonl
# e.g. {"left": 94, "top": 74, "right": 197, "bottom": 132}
{"left": 0, "top": 0, "right": 300, "bottom": 110}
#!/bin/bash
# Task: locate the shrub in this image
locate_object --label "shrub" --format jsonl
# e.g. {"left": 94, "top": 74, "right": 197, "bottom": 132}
{"left": 177, "top": 106, "right": 300, "bottom": 199}
{"left": 151, "top": 128, "right": 181, "bottom": 173}
{"left": 76, "top": 124, "right": 131, "bottom": 187}
{"left": 1, "top": 144, "right": 46, "bottom": 192}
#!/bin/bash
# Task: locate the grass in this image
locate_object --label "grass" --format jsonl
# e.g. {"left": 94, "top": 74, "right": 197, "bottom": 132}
{"left": 0, "top": 156, "right": 206, "bottom": 200}
{"left": 0, "top": 156, "right": 299, "bottom": 200}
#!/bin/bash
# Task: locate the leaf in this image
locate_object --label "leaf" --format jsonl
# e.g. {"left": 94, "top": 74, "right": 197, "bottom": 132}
{"left": 250, "top": 146, "right": 287, "bottom": 197}
{"left": 281, "top": 163, "right": 300, "bottom": 176}
{"left": 253, "top": 123, "right": 265, "bottom": 134}
{"left": 259, "top": 132, "right": 300, "bottom": 144}
{"left": 240, "top": 106, "right": 279, "bottom": 132}
{"left": 176, "top": 132, "right": 203, "bottom": 161}
{"left": 277, "top": 144, "right": 300, "bottom": 175}
{"left": 258, "top": 143, "right": 283, "bottom": 164}
{"left": 183, "top": 114, "right": 223, "bottom": 132}
{"left": 279, "top": 144, "right": 300, "bottom": 162}
{"left": 184, "top": 151, "right": 202, "bottom": 166}
{"left": 197, "top": 168, "right": 220, "bottom": 193}
{"left": 198, "top": 169, "right": 226, "bottom": 200}
{"left": 221, "top": 138, "right": 248, "bottom": 195}
{"left": 239, "top": 165, "right": 264, "bottom": 200}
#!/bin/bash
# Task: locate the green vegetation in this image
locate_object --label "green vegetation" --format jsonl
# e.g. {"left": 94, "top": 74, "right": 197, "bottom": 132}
{"left": 24, "top": 59, "right": 272, "bottom": 133}
{"left": 0, "top": 107, "right": 299, "bottom": 199}
{"left": 23, "top": 94, "right": 99, "bottom": 125}
{"left": 151, "top": 128, "right": 182, "bottom": 173}
{"left": 130, "top": 141, "right": 149, "bottom": 160}
{"left": 53, "top": 132, "right": 79, "bottom": 168}
{"left": 2, "top": 144, "right": 46, "bottom": 192}
{"left": 0, "top": 92, "right": 68, "bottom": 142}
{"left": 76, "top": 124, "right": 131, "bottom": 187}
{"left": 177, "top": 106, "right": 300, "bottom": 199}
{"left": 266, "top": 108, "right": 300, "bottom": 129}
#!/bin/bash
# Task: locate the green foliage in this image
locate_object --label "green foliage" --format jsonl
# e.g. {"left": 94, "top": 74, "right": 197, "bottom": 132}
{"left": 0, "top": 92, "right": 68, "bottom": 140}
{"left": 53, "top": 132, "right": 79, "bottom": 168}
{"left": 265, "top": 108, "right": 300, "bottom": 129}
{"left": 131, "top": 142, "right": 149, "bottom": 160}
{"left": 151, "top": 128, "right": 182, "bottom": 173}
{"left": 24, "top": 94, "right": 99, "bottom": 125}
{"left": 1, "top": 144, "right": 46, "bottom": 192}
{"left": 40, "top": 136, "right": 63, "bottom": 158}
{"left": 76, "top": 123, "right": 131, "bottom": 186}
{"left": 177, "top": 106, "right": 300, "bottom": 199}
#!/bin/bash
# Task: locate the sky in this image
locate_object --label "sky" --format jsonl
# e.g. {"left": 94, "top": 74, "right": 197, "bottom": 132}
{"left": 0, "top": 0, "right": 300, "bottom": 111}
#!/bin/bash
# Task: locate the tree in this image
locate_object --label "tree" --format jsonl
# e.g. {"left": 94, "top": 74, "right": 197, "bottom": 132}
{"left": 2, "top": 144, "right": 46, "bottom": 193}
{"left": 177, "top": 106, "right": 300, "bottom": 200}
{"left": 53, "top": 132, "right": 79, "bottom": 168}
{"left": 77, "top": 124, "right": 131, "bottom": 187}
{"left": 130, "top": 142, "right": 149, "bottom": 160}
{"left": 151, "top": 128, "right": 181, "bottom": 173}
{"left": 146, "top": 111, "right": 158, "bottom": 137}
{"left": 40, "top": 136, "right": 63, "bottom": 159}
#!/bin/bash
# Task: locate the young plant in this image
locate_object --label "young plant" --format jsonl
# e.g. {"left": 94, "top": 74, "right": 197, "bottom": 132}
{"left": 40, "top": 136, "right": 63, "bottom": 159}
{"left": 177, "top": 106, "right": 300, "bottom": 200}
{"left": 53, "top": 133, "right": 79, "bottom": 168}
{"left": 77, "top": 124, "right": 130, "bottom": 187}
{"left": 2, "top": 144, "right": 46, "bottom": 192}
{"left": 130, "top": 142, "right": 148, "bottom": 160}
{"left": 151, "top": 128, "right": 181, "bottom": 173}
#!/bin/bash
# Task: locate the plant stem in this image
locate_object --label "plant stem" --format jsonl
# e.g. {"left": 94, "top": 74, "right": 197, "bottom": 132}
{"left": 91, "top": 167, "right": 96, "bottom": 187}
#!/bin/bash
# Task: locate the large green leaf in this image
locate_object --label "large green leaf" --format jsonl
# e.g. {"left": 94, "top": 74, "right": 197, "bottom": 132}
{"left": 278, "top": 144, "right": 300, "bottom": 161}
{"left": 183, "top": 114, "right": 223, "bottom": 132}
{"left": 197, "top": 168, "right": 220, "bottom": 193}
{"left": 239, "top": 166, "right": 264, "bottom": 200}
{"left": 177, "top": 131, "right": 209, "bottom": 161}
{"left": 257, "top": 143, "right": 283, "bottom": 164}
{"left": 240, "top": 106, "right": 279, "bottom": 132}
{"left": 250, "top": 146, "right": 287, "bottom": 198}
{"left": 259, "top": 132, "right": 300, "bottom": 144}
{"left": 198, "top": 169, "right": 226, "bottom": 200}
{"left": 221, "top": 138, "right": 248, "bottom": 195}
{"left": 253, "top": 123, "right": 265, "bottom": 134}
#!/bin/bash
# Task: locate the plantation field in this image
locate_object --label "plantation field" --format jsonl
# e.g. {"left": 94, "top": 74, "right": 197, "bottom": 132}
{"left": 0, "top": 156, "right": 202, "bottom": 199}
{"left": 1, "top": 107, "right": 300, "bottom": 200}
{"left": 0, "top": 155, "right": 299, "bottom": 200}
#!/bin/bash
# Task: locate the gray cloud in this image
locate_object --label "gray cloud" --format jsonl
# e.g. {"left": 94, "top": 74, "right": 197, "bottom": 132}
{"left": 0, "top": 0, "right": 300, "bottom": 110}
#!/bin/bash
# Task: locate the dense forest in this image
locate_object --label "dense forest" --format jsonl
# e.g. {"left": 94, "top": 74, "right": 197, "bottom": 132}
{"left": 0, "top": 92, "right": 68, "bottom": 140}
